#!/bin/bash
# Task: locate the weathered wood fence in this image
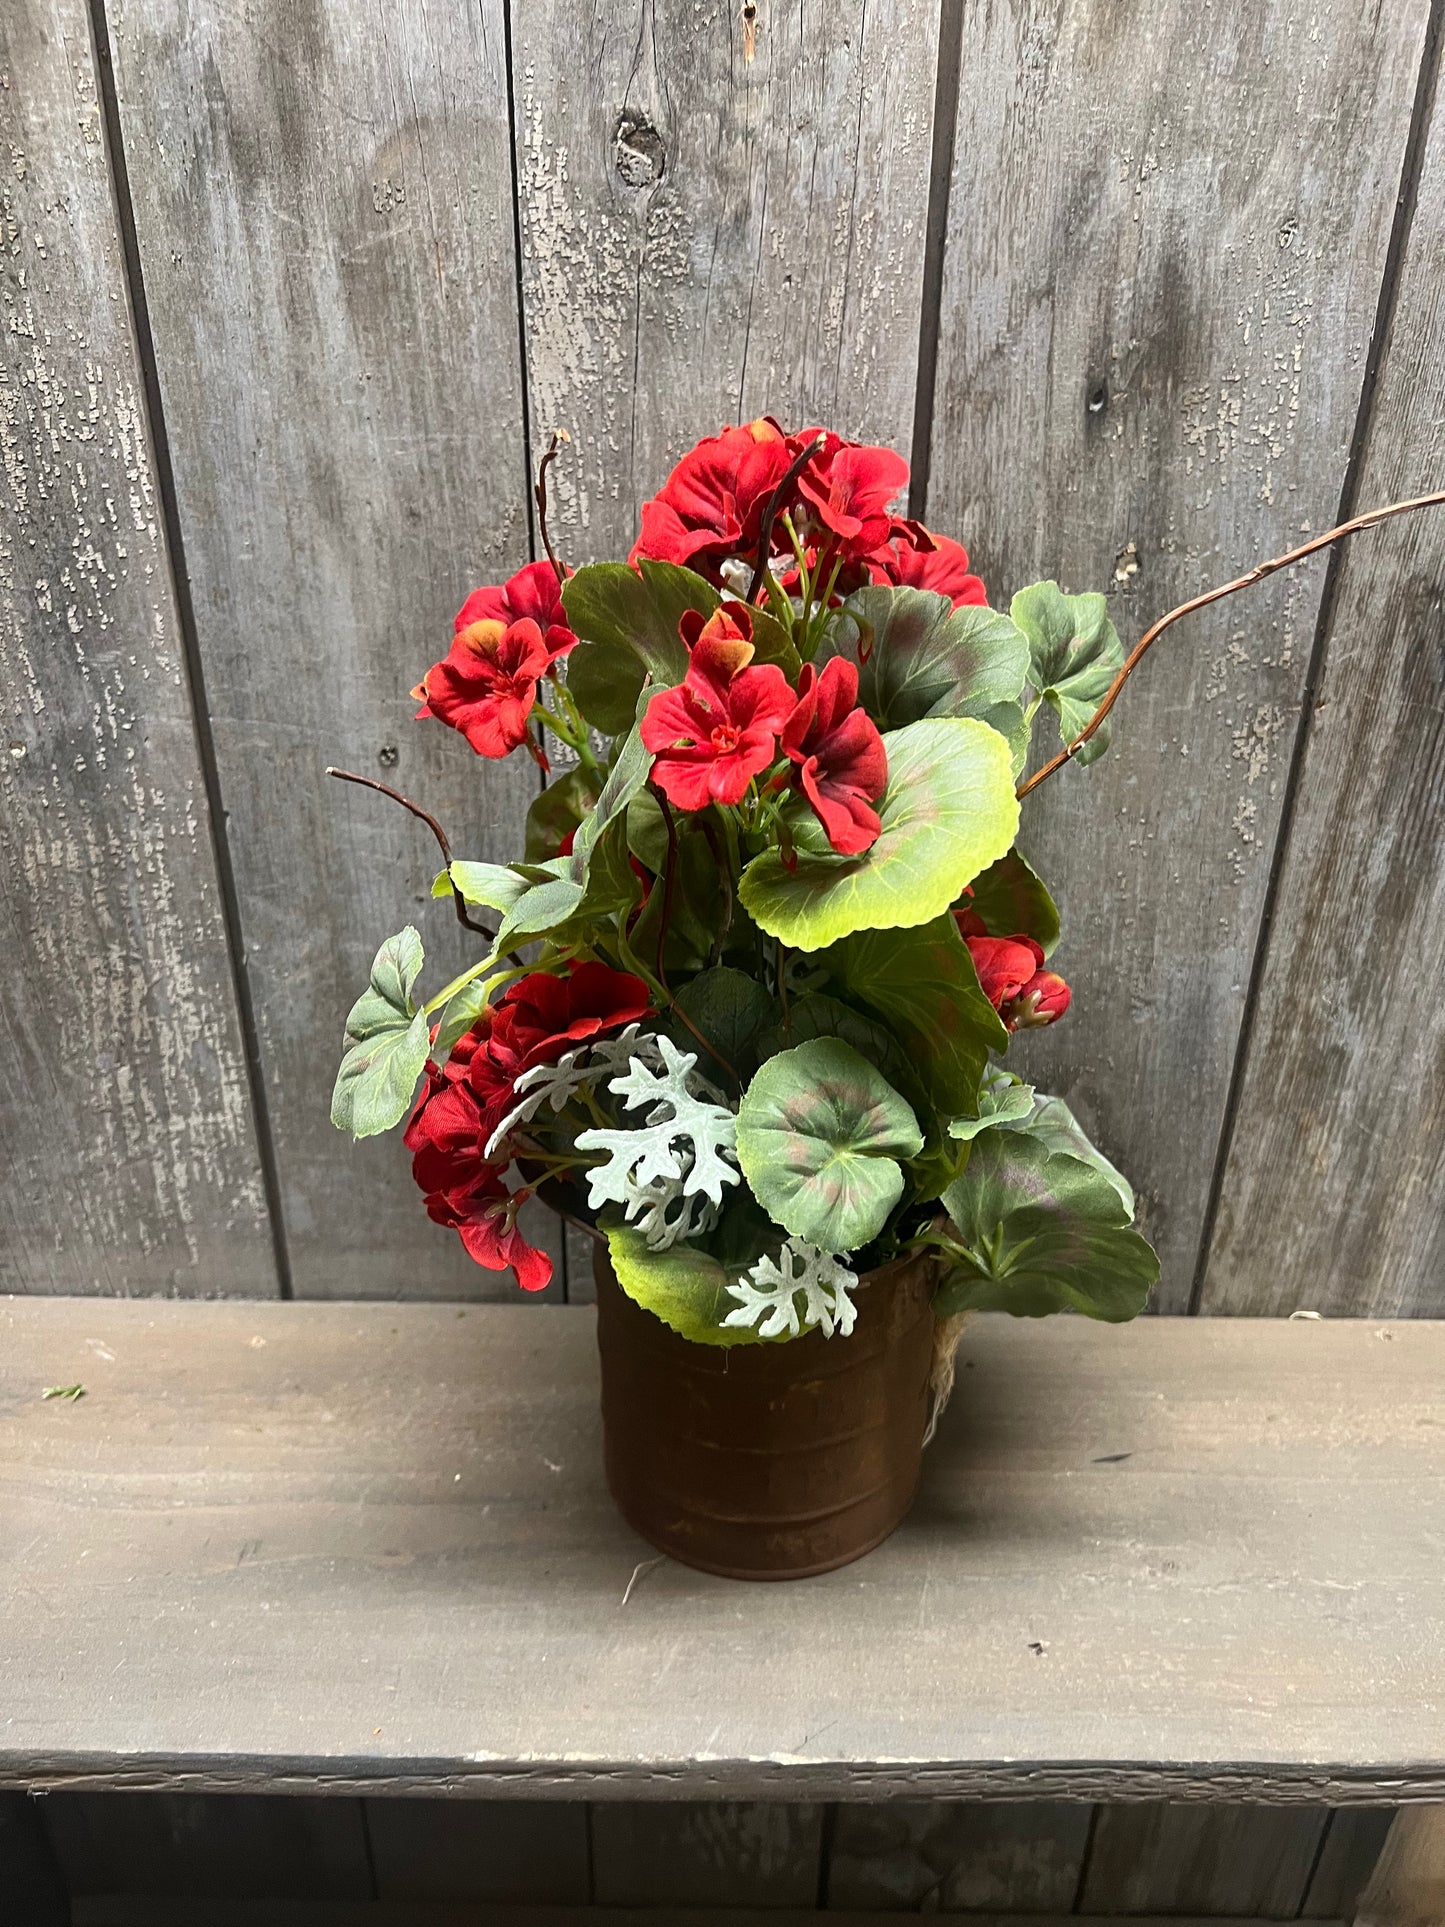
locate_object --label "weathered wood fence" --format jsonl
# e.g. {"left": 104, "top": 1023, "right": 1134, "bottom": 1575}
{"left": 2, "top": 3, "right": 1442, "bottom": 1313}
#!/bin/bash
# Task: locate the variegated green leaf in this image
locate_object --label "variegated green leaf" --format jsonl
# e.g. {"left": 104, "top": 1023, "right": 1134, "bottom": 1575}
{"left": 849, "top": 586, "right": 1030, "bottom": 729}
{"left": 738, "top": 718, "right": 1019, "bottom": 951}
{"left": 736, "top": 1037, "right": 923, "bottom": 1252}
{"left": 963, "top": 847, "right": 1060, "bottom": 955}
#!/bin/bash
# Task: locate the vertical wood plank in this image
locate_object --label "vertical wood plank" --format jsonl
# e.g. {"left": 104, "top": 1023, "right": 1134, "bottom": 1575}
{"left": 43, "top": 1792, "right": 371, "bottom": 1900}
{"left": 1302, "top": 1809, "right": 1398, "bottom": 1921}
{"left": 928, "top": 0, "right": 1431, "bottom": 1306}
{"left": 364, "top": 1797, "right": 588, "bottom": 1904}
{"left": 513, "top": 0, "right": 941, "bottom": 565}
{"left": 1201, "top": 51, "right": 1445, "bottom": 1317}
{"left": 826, "top": 1799, "right": 1091, "bottom": 1912}
{"left": 102, "top": 0, "right": 544, "bottom": 1298}
{"left": 1079, "top": 1802, "right": 1326, "bottom": 1918}
{"left": 1354, "top": 1805, "right": 1445, "bottom": 1927}
{"left": 590, "top": 1801, "right": 824, "bottom": 1909}
{"left": 0, "top": 0, "right": 276, "bottom": 1296}
{"left": 0, "top": 1792, "right": 69, "bottom": 1924}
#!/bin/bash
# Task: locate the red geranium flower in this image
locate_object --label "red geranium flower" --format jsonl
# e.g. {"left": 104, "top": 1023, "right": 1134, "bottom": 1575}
{"left": 779, "top": 657, "right": 888, "bottom": 855}
{"left": 795, "top": 434, "right": 910, "bottom": 558}
{"left": 404, "top": 1032, "right": 489, "bottom": 1196}
{"left": 963, "top": 932, "right": 1070, "bottom": 1031}
{"left": 427, "top": 1164, "right": 553, "bottom": 1294}
{"left": 467, "top": 962, "right": 653, "bottom": 1132}
{"left": 454, "top": 559, "right": 577, "bottom": 663}
{"left": 868, "top": 528, "right": 987, "bottom": 607}
{"left": 413, "top": 616, "right": 550, "bottom": 759}
{"left": 630, "top": 418, "right": 793, "bottom": 577}
{"left": 641, "top": 607, "right": 794, "bottom": 809}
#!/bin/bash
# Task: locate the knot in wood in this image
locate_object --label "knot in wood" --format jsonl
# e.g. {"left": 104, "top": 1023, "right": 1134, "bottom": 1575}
{"left": 614, "top": 115, "right": 666, "bottom": 190}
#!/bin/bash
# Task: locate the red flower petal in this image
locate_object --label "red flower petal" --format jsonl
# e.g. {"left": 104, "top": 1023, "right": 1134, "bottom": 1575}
{"left": 868, "top": 527, "right": 987, "bottom": 607}
{"left": 780, "top": 658, "right": 888, "bottom": 854}
{"left": 630, "top": 419, "right": 793, "bottom": 579}
{"left": 415, "top": 616, "right": 550, "bottom": 758}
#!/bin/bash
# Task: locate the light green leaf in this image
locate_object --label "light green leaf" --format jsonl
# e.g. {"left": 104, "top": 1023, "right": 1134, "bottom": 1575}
{"left": 331, "top": 928, "right": 431, "bottom": 1138}
{"left": 736, "top": 1037, "right": 923, "bottom": 1252}
{"left": 604, "top": 1223, "right": 761, "bottom": 1347}
{"left": 525, "top": 766, "right": 601, "bottom": 861}
{"left": 963, "top": 848, "right": 1060, "bottom": 956}
{"left": 433, "top": 976, "right": 495, "bottom": 1056}
{"left": 436, "top": 860, "right": 533, "bottom": 912}
{"left": 937, "top": 1131, "right": 1156, "bottom": 1321}
{"left": 822, "top": 914, "right": 1008, "bottom": 1116}
{"left": 572, "top": 724, "right": 653, "bottom": 867}
{"left": 1000, "top": 1092, "right": 1135, "bottom": 1216}
{"left": 949, "top": 1074, "right": 1036, "bottom": 1141}
{"left": 977, "top": 699, "right": 1030, "bottom": 779}
{"left": 738, "top": 718, "right": 1019, "bottom": 951}
{"left": 1011, "top": 581, "right": 1125, "bottom": 766}
{"left": 850, "top": 586, "right": 1030, "bottom": 729}
{"left": 672, "top": 967, "right": 776, "bottom": 1082}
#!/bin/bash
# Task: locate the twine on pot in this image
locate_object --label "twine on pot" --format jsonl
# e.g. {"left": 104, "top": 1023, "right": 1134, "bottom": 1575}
{"left": 924, "top": 1311, "right": 970, "bottom": 1446}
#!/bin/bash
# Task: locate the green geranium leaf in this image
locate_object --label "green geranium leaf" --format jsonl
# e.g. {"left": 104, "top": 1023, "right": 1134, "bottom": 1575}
{"left": 937, "top": 1131, "right": 1157, "bottom": 1321}
{"left": 562, "top": 560, "right": 705, "bottom": 734}
{"left": 738, "top": 718, "right": 1019, "bottom": 951}
{"left": 759, "top": 993, "right": 921, "bottom": 1113}
{"left": 1000, "top": 1091, "right": 1135, "bottom": 1216}
{"left": 331, "top": 928, "right": 431, "bottom": 1138}
{"left": 1011, "top": 581, "right": 1125, "bottom": 766}
{"left": 433, "top": 975, "right": 495, "bottom": 1056}
{"left": 977, "top": 699, "right": 1030, "bottom": 779}
{"left": 437, "top": 860, "right": 532, "bottom": 912}
{"left": 604, "top": 1223, "right": 760, "bottom": 1348}
{"left": 964, "top": 848, "right": 1060, "bottom": 956}
{"left": 736, "top": 1037, "right": 924, "bottom": 1252}
{"left": 949, "top": 1073, "right": 1035, "bottom": 1141}
{"left": 822, "top": 914, "right": 1008, "bottom": 1116}
{"left": 526, "top": 766, "right": 601, "bottom": 861}
{"left": 849, "top": 586, "right": 1030, "bottom": 729}
{"left": 672, "top": 967, "right": 776, "bottom": 1082}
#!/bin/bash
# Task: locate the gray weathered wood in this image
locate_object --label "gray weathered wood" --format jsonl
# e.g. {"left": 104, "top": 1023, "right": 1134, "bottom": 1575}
{"left": 825, "top": 1799, "right": 1090, "bottom": 1911}
{"left": 64, "top": 1907, "right": 1353, "bottom": 1927}
{"left": 100, "top": 0, "right": 545, "bottom": 1298}
{"left": 365, "top": 1796, "right": 588, "bottom": 1903}
{"left": 1303, "top": 1809, "right": 1399, "bottom": 1920}
{"left": 43, "top": 1789, "right": 371, "bottom": 1898}
{"left": 1079, "top": 1801, "right": 1326, "bottom": 1916}
{"left": 0, "top": 1791, "right": 68, "bottom": 1923}
{"left": 512, "top": 0, "right": 940, "bottom": 565}
{"left": 0, "top": 0, "right": 276, "bottom": 1297}
{"left": 1201, "top": 59, "right": 1445, "bottom": 1317}
{"left": 591, "top": 1801, "right": 822, "bottom": 1908}
{"left": 927, "top": 0, "right": 1433, "bottom": 1308}
{"left": 1, "top": 1298, "right": 1442, "bottom": 1803}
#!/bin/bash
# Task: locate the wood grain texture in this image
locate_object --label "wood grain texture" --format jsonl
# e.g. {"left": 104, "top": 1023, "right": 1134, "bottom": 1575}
{"left": 826, "top": 1799, "right": 1090, "bottom": 1911}
{"left": 100, "top": 0, "right": 545, "bottom": 1298}
{"left": 1354, "top": 1805, "right": 1445, "bottom": 1927}
{"left": 0, "top": 0, "right": 275, "bottom": 1296}
{"left": 66, "top": 1909, "right": 1353, "bottom": 1927}
{"left": 927, "top": 0, "right": 1432, "bottom": 1308}
{"left": 1201, "top": 58, "right": 1445, "bottom": 1317}
{"left": 1302, "top": 1808, "right": 1399, "bottom": 1920}
{"left": 365, "top": 1796, "right": 588, "bottom": 1904}
{"left": 512, "top": 0, "right": 939, "bottom": 565}
{"left": 1078, "top": 1801, "right": 1326, "bottom": 1917}
{"left": 591, "top": 1801, "right": 822, "bottom": 1908}
{"left": 42, "top": 1790, "right": 372, "bottom": 1900}
{"left": 1, "top": 1297, "right": 1442, "bottom": 1803}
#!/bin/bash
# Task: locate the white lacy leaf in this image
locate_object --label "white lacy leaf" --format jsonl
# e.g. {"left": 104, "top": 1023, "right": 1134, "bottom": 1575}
{"left": 484, "top": 1045, "right": 598, "bottom": 1158}
{"left": 722, "top": 1238, "right": 860, "bottom": 1339}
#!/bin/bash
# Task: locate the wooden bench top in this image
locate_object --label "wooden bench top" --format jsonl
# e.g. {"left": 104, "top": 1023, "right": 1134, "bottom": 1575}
{"left": 1, "top": 1298, "right": 1441, "bottom": 1805}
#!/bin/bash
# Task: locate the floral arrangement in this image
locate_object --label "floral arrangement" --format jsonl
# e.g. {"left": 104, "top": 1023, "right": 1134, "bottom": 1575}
{"left": 333, "top": 414, "right": 1300, "bottom": 1344}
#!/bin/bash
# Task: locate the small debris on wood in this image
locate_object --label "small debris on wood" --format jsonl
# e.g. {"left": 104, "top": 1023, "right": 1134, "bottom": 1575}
{"left": 742, "top": 0, "right": 759, "bottom": 61}
{"left": 42, "top": 1384, "right": 85, "bottom": 1401}
{"left": 1092, "top": 1451, "right": 1132, "bottom": 1463}
{"left": 1028, "top": 1640, "right": 1047, "bottom": 1656}
{"left": 1289, "top": 1309, "right": 1323, "bottom": 1320}
{"left": 621, "top": 1554, "right": 666, "bottom": 1607}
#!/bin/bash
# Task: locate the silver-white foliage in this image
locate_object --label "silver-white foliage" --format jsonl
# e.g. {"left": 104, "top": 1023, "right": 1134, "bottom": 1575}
{"left": 723, "top": 1238, "right": 860, "bottom": 1339}
{"left": 484, "top": 1022, "right": 651, "bottom": 1159}
{"left": 576, "top": 1034, "right": 741, "bottom": 1249}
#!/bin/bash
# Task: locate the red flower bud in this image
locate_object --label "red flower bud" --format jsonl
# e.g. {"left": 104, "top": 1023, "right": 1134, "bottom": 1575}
{"left": 1006, "top": 969, "right": 1071, "bottom": 1029}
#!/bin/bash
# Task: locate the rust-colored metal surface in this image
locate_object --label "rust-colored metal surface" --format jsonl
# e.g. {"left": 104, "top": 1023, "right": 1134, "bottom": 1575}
{"left": 593, "top": 1250, "right": 938, "bottom": 1580}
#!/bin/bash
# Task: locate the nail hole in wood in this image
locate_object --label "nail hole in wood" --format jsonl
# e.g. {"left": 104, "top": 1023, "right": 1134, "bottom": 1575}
{"left": 614, "top": 115, "right": 666, "bottom": 189}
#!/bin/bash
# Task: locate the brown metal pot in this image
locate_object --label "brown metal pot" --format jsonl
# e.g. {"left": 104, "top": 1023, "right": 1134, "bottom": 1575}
{"left": 593, "top": 1245, "right": 939, "bottom": 1580}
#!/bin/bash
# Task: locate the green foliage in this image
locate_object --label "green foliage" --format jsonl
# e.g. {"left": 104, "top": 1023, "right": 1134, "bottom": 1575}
{"left": 672, "top": 967, "right": 776, "bottom": 1082}
{"left": 823, "top": 915, "right": 1008, "bottom": 1116}
{"left": 1010, "top": 581, "right": 1125, "bottom": 765}
{"left": 964, "top": 848, "right": 1060, "bottom": 955}
{"left": 525, "top": 767, "right": 601, "bottom": 861}
{"left": 604, "top": 1223, "right": 760, "bottom": 1347}
{"left": 561, "top": 560, "right": 701, "bottom": 733}
{"left": 937, "top": 1130, "right": 1157, "bottom": 1320}
{"left": 1002, "top": 1091, "right": 1135, "bottom": 1215}
{"left": 330, "top": 927, "right": 431, "bottom": 1138}
{"left": 432, "top": 974, "right": 496, "bottom": 1056}
{"left": 738, "top": 717, "right": 1019, "bottom": 951}
{"left": 849, "top": 586, "right": 1030, "bottom": 729}
{"left": 736, "top": 1037, "right": 924, "bottom": 1252}
{"left": 759, "top": 993, "right": 920, "bottom": 1112}
{"left": 948, "top": 1072, "right": 1035, "bottom": 1141}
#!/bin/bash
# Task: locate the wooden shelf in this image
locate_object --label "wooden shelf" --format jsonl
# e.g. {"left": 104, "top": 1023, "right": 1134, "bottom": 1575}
{"left": 1, "top": 1299, "right": 1441, "bottom": 1804}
